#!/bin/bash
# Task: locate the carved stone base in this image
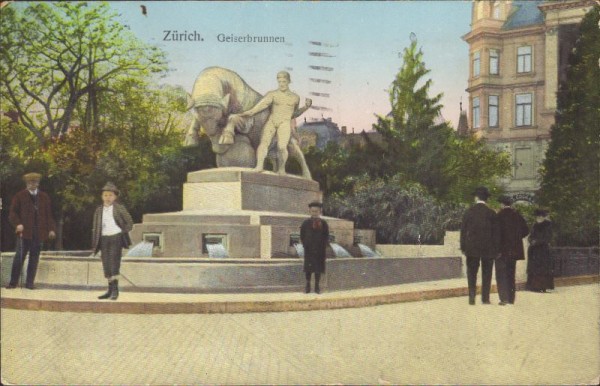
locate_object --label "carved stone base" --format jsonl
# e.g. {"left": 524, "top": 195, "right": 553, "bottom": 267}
{"left": 130, "top": 168, "right": 372, "bottom": 258}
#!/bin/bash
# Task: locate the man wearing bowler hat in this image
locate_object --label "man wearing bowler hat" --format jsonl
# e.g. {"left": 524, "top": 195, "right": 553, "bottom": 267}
{"left": 300, "top": 201, "right": 329, "bottom": 294}
{"left": 496, "top": 195, "right": 529, "bottom": 305}
{"left": 91, "top": 182, "right": 133, "bottom": 300}
{"left": 460, "top": 186, "right": 500, "bottom": 305}
{"left": 6, "top": 172, "right": 56, "bottom": 289}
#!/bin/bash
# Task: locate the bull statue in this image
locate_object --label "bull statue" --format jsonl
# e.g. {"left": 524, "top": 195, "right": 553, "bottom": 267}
{"left": 184, "top": 67, "right": 312, "bottom": 179}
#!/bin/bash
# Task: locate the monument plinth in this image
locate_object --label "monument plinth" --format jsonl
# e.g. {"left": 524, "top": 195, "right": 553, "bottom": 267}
{"left": 183, "top": 168, "right": 321, "bottom": 214}
{"left": 130, "top": 168, "right": 366, "bottom": 258}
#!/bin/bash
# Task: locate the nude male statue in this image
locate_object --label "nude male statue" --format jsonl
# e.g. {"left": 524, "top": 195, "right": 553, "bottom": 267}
{"left": 235, "top": 71, "right": 312, "bottom": 175}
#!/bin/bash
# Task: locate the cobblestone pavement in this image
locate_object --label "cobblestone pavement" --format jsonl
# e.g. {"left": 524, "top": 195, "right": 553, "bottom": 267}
{"left": 2, "top": 284, "right": 598, "bottom": 385}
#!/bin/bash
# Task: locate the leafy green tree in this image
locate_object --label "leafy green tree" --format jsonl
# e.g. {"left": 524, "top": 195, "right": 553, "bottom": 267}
{"left": 0, "top": 2, "right": 217, "bottom": 250}
{"left": 326, "top": 174, "right": 465, "bottom": 244}
{"left": 442, "top": 134, "right": 511, "bottom": 203}
{"left": 304, "top": 142, "right": 351, "bottom": 197}
{"left": 0, "top": 2, "right": 167, "bottom": 142}
{"left": 538, "top": 6, "right": 600, "bottom": 246}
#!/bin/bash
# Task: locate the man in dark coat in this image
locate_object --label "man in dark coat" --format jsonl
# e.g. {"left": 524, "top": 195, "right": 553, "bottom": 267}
{"left": 6, "top": 173, "right": 56, "bottom": 289}
{"left": 300, "top": 201, "right": 329, "bottom": 294}
{"left": 92, "top": 182, "right": 133, "bottom": 300}
{"left": 496, "top": 195, "right": 529, "bottom": 305}
{"left": 460, "top": 186, "right": 500, "bottom": 305}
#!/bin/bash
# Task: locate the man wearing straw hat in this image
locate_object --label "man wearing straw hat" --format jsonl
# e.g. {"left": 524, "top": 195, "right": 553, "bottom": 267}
{"left": 6, "top": 172, "right": 56, "bottom": 289}
{"left": 91, "top": 182, "right": 133, "bottom": 300}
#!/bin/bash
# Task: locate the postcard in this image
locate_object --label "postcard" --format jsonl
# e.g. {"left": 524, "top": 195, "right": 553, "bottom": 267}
{"left": 1, "top": 1, "right": 598, "bottom": 385}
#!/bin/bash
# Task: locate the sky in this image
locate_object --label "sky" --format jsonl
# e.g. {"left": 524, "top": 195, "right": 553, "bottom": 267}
{"left": 109, "top": 1, "right": 472, "bottom": 132}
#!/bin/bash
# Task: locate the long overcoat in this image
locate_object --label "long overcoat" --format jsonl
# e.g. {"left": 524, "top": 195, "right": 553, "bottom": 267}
{"left": 91, "top": 203, "right": 134, "bottom": 253}
{"left": 460, "top": 203, "right": 500, "bottom": 259}
{"left": 497, "top": 207, "right": 529, "bottom": 260}
{"left": 8, "top": 189, "right": 56, "bottom": 241}
{"left": 300, "top": 217, "right": 329, "bottom": 273}
{"left": 527, "top": 220, "right": 553, "bottom": 276}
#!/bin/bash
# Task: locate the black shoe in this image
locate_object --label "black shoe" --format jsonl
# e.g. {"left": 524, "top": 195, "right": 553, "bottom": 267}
{"left": 25, "top": 284, "right": 34, "bottom": 290}
{"left": 469, "top": 298, "right": 475, "bottom": 305}
{"left": 110, "top": 280, "right": 119, "bottom": 300}
{"left": 482, "top": 300, "right": 491, "bottom": 305}
{"left": 5, "top": 283, "right": 17, "bottom": 289}
{"left": 315, "top": 286, "right": 321, "bottom": 294}
{"left": 305, "top": 283, "right": 311, "bottom": 294}
{"left": 499, "top": 301, "right": 508, "bottom": 306}
{"left": 98, "top": 283, "right": 112, "bottom": 299}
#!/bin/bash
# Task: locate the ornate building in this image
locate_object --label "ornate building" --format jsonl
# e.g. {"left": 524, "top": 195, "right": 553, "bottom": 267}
{"left": 297, "top": 117, "right": 344, "bottom": 150}
{"left": 462, "top": 0, "right": 595, "bottom": 200}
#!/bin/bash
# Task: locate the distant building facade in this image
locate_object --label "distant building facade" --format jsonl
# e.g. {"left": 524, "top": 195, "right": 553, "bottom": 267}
{"left": 297, "top": 117, "right": 343, "bottom": 150}
{"left": 296, "top": 117, "right": 384, "bottom": 151}
{"left": 462, "top": 0, "right": 595, "bottom": 199}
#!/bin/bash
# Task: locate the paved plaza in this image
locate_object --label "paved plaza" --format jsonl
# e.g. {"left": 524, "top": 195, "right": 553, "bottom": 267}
{"left": 1, "top": 283, "right": 598, "bottom": 385}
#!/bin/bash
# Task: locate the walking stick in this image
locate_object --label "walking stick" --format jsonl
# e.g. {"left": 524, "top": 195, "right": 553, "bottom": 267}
{"left": 17, "top": 232, "right": 24, "bottom": 289}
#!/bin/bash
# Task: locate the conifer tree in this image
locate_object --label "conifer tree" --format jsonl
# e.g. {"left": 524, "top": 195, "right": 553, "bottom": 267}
{"left": 538, "top": 6, "right": 600, "bottom": 246}
{"left": 373, "top": 36, "right": 454, "bottom": 197}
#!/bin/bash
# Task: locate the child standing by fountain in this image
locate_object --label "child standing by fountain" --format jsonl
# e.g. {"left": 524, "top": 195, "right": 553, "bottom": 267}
{"left": 300, "top": 201, "right": 329, "bottom": 294}
{"left": 91, "top": 182, "right": 133, "bottom": 300}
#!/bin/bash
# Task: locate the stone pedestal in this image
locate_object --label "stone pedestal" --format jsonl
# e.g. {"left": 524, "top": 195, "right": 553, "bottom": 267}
{"left": 131, "top": 168, "right": 367, "bottom": 258}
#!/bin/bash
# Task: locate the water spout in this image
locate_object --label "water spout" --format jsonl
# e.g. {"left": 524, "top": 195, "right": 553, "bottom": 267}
{"left": 329, "top": 242, "right": 352, "bottom": 257}
{"left": 357, "top": 243, "right": 381, "bottom": 257}
{"left": 125, "top": 241, "right": 154, "bottom": 257}
{"left": 206, "top": 243, "right": 229, "bottom": 258}
{"left": 293, "top": 243, "right": 305, "bottom": 258}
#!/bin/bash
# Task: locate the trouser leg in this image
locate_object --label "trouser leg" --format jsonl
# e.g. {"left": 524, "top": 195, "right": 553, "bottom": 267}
{"left": 9, "top": 239, "right": 31, "bottom": 285}
{"left": 305, "top": 272, "right": 312, "bottom": 293}
{"left": 466, "top": 256, "right": 480, "bottom": 301}
{"left": 495, "top": 257, "right": 509, "bottom": 302}
{"left": 314, "top": 272, "right": 321, "bottom": 293}
{"left": 481, "top": 258, "right": 494, "bottom": 302}
{"left": 100, "top": 234, "right": 122, "bottom": 279}
{"left": 25, "top": 238, "right": 41, "bottom": 287}
{"left": 507, "top": 260, "right": 517, "bottom": 303}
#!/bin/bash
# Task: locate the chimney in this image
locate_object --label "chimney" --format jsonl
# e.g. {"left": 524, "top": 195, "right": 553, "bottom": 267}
{"left": 341, "top": 126, "right": 347, "bottom": 135}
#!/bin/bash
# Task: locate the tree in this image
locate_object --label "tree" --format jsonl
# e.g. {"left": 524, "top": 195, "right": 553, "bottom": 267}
{"left": 372, "top": 37, "right": 454, "bottom": 197}
{"left": 538, "top": 6, "right": 600, "bottom": 246}
{"left": 0, "top": 2, "right": 167, "bottom": 142}
{"left": 442, "top": 134, "right": 511, "bottom": 203}
{"left": 371, "top": 36, "right": 510, "bottom": 201}
{"left": 326, "top": 174, "right": 465, "bottom": 244}
{"left": 0, "top": 2, "right": 217, "bottom": 251}
{"left": 304, "top": 142, "right": 351, "bottom": 197}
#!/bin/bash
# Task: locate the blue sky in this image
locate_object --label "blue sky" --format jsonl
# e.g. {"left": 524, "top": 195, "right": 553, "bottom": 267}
{"left": 109, "top": 1, "right": 472, "bottom": 131}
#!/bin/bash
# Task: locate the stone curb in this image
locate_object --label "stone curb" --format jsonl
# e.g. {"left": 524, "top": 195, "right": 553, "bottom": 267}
{"left": 1, "top": 275, "right": 597, "bottom": 315}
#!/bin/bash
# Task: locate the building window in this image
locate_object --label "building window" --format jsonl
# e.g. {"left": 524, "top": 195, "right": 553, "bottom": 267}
{"left": 488, "top": 95, "right": 499, "bottom": 127}
{"left": 472, "top": 97, "right": 480, "bottom": 128}
{"left": 493, "top": 2, "right": 502, "bottom": 19}
{"left": 489, "top": 49, "right": 499, "bottom": 75}
{"left": 475, "top": 1, "right": 485, "bottom": 19}
{"left": 515, "top": 93, "right": 532, "bottom": 126}
{"left": 517, "top": 46, "right": 532, "bottom": 73}
{"left": 473, "top": 51, "right": 481, "bottom": 77}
